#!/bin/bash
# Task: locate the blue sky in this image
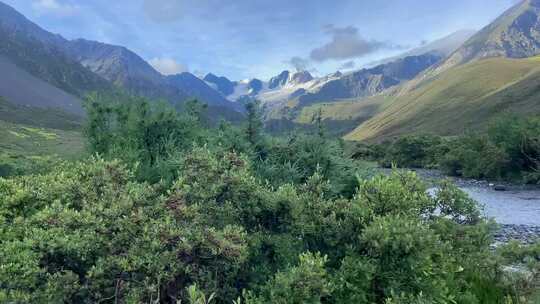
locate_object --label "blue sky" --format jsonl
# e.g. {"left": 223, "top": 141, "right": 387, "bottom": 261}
{"left": 5, "top": 0, "right": 520, "bottom": 80}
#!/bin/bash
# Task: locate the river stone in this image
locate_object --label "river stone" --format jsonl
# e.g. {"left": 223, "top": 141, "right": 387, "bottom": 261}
{"left": 494, "top": 185, "right": 506, "bottom": 191}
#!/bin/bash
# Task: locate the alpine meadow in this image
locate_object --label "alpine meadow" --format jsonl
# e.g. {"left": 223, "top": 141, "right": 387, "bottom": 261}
{"left": 0, "top": 1, "right": 540, "bottom": 303}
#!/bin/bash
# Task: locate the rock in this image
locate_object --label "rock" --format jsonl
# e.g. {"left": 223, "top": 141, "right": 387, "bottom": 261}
{"left": 494, "top": 185, "right": 507, "bottom": 191}
{"left": 288, "top": 71, "right": 314, "bottom": 86}
{"left": 268, "top": 71, "right": 290, "bottom": 89}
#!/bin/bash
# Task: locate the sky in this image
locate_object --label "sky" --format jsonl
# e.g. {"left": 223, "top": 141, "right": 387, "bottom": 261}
{"left": 4, "top": 0, "right": 521, "bottom": 80}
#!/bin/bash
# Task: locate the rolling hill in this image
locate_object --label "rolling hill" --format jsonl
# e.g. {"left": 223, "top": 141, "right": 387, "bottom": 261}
{"left": 345, "top": 56, "right": 540, "bottom": 141}
{"left": 346, "top": 0, "right": 540, "bottom": 141}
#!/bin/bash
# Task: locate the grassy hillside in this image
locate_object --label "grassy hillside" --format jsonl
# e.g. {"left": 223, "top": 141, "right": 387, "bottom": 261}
{"left": 295, "top": 95, "right": 390, "bottom": 124}
{"left": 0, "top": 96, "right": 82, "bottom": 130}
{"left": 0, "top": 120, "right": 84, "bottom": 158}
{"left": 263, "top": 91, "right": 394, "bottom": 135}
{"left": 0, "top": 120, "right": 84, "bottom": 177}
{"left": 0, "top": 97, "right": 85, "bottom": 176}
{"left": 346, "top": 56, "right": 540, "bottom": 141}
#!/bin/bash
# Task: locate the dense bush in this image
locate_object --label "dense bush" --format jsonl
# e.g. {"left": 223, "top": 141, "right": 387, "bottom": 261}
{"left": 0, "top": 153, "right": 62, "bottom": 178}
{"left": 380, "top": 135, "right": 445, "bottom": 169}
{"left": 2, "top": 153, "right": 536, "bottom": 303}
{"left": 441, "top": 115, "right": 540, "bottom": 182}
{"left": 362, "top": 115, "right": 540, "bottom": 183}
{"left": 1, "top": 97, "right": 539, "bottom": 303}
{"left": 0, "top": 157, "right": 248, "bottom": 303}
{"left": 84, "top": 94, "right": 210, "bottom": 184}
{"left": 439, "top": 135, "right": 510, "bottom": 179}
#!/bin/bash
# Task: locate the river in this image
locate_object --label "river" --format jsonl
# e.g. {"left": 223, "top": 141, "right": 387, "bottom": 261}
{"left": 462, "top": 187, "right": 540, "bottom": 226}
{"left": 383, "top": 168, "right": 540, "bottom": 243}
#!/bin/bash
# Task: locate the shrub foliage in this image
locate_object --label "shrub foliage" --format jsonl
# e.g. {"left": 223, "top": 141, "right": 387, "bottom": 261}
{"left": 1, "top": 98, "right": 538, "bottom": 303}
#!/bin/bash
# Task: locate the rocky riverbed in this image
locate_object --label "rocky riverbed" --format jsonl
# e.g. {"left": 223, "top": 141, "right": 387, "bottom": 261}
{"left": 381, "top": 168, "right": 540, "bottom": 244}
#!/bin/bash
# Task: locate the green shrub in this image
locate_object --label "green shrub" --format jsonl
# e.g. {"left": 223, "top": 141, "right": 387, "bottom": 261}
{"left": 440, "top": 115, "right": 540, "bottom": 181}
{"left": 3, "top": 94, "right": 537, "bottom": 303}
{"left": 0, "top": 157, "right": 248, "bottom": 303}
{"left": 378, "top": 135, "right": 445, "bottom": 168}
{"left": 439, "top": 135, "right": 510, "bottom": 179}
{"left": 250, "top": 252, "right": 331, "bottom": 304}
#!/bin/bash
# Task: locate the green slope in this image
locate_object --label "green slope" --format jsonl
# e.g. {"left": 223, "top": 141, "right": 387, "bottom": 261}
{"left": 0, "top": 120, "right": 83, "bottom": 158}
{"left": 0, "top": 119, "right": 84, "bottom": 177}
{"left": 0, "top": 96, "right": 85, "bottom": 176}
{"left": 345, "top": 56, "right": 540, "bottom": 141}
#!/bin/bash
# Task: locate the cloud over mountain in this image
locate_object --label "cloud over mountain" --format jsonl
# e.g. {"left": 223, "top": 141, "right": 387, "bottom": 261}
{"left": 310, "top": 25, "right": 401, "bottom": 62}
{"left": 32, "top": 0, "right": 80, "bottom": 17}
{"left": 286, "top": 56, "right": 311, "bottom": 72}
{"left": 339, "top": 60, "right": 355, "bottom": 69}
{"left": 149, "top": 57, "right": 188, "bottom": 75}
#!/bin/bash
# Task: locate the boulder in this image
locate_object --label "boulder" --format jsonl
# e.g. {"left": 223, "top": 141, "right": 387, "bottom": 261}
{"left": 493, "top": 185, "right": 507, "bottom": 191}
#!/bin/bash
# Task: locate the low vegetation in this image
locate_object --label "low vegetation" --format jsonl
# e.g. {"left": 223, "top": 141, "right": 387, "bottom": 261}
{"left": 0, "top": 119, "right": 84, "bottom": 178}
{"left": 1, "top": 95, "right": 539, "bottom": 303}
{"left": 358, "top": 115, "right": 540, "bottom": 184}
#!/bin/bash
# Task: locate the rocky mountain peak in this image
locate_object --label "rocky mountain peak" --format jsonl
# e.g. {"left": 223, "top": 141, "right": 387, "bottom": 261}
{"left": 439, "top": 0, "right": 540, "bottom": 71}
{"left": 268, "top": 70, "right": 314, "bottom": 89}
{"left": 247, "top": 79, "right": 263, "bottom": 95}
{"left": 330, "top": 71, "right": 343, "bottom": 78}
{"left": 0, "top": 1, "right": 66, "bottom": 47}
{"left": 288, "top": 71, "right": 314, "bottom": 86}
{"left": 203, "top": 73, "right": 235, "bottom": 96}
{"left": 268, "top": 70, "right": 290, "bottom": 89}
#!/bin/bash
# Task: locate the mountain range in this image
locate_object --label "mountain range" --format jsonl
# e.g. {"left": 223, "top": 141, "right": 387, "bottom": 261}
{"left": 346, "top": 0, "right": 540, "bottom": 140}
{"left": 2, "top": 0, "right": 540, "bottom": 142}
{"left": 0, "top": 1, "right": 241, "bottom": 127}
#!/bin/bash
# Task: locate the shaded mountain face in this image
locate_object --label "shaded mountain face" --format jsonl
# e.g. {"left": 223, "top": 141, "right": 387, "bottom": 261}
{"left": 203, "top": 73, "right": 235, "bottom": 96}
{"left": 0, "top": 26, "right": 112, "bottom": 99}
{"left": 297, "top": 74, "right": 399, "bottom": 105}
{"left": 64, "top": 39, "right": 164, "bottom": 86}
{"left": 0, "top": 1, "right": 239, "bottom": 116}
{"left": 0, "top": 3, "right": 112, "bottom": 117}
{"left": 441, "top": 0, "right": 540, "bottom": 70}
{"left": 268, "top": 71, "right": 290, "bottom": 89}
{"left": 62, "top": 40, "right": 233, "bottom": 108}
{"left": 0, "top": 54, "right": 84, "bottom": 116}
{"left": 369, "top": 53, "right": 443, "bottom": 80}
{"left": 247, "top": 79, "right": 263, "bottom": 95}
{"left": 0, "top": 1, "right": 65, "bottom": 47}
{"left": 166, "top": 73, "right": 237, "bottom": 108}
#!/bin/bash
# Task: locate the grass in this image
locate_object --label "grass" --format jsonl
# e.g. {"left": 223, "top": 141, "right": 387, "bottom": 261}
{"left": 294, "top": 94, "right": 390, "bottom": 124}
{"left": 264, "top": 91, "right": 395, "bottom": 136}
{"left": 345, "top": 56, "right": 540, "bottom": 141}
{"left": 0, "top": 120, "right": 84, "bottom": 159}
{"left": 0, "top": 119, "right": 85, "bottom": 177}
{"left": 0, "top": 96, "right": 83, "bottom": 131}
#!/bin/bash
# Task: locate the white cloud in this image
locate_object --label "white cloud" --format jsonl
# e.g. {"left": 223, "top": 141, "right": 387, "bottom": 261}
{"left": 149, "top": 57, "right": 188, "bottom": 75}
{"left": 32, "top": 0, "right": 80, "bottom": 17}
{"left": 310, "top": 25, "right": 402, "bottom": 62}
